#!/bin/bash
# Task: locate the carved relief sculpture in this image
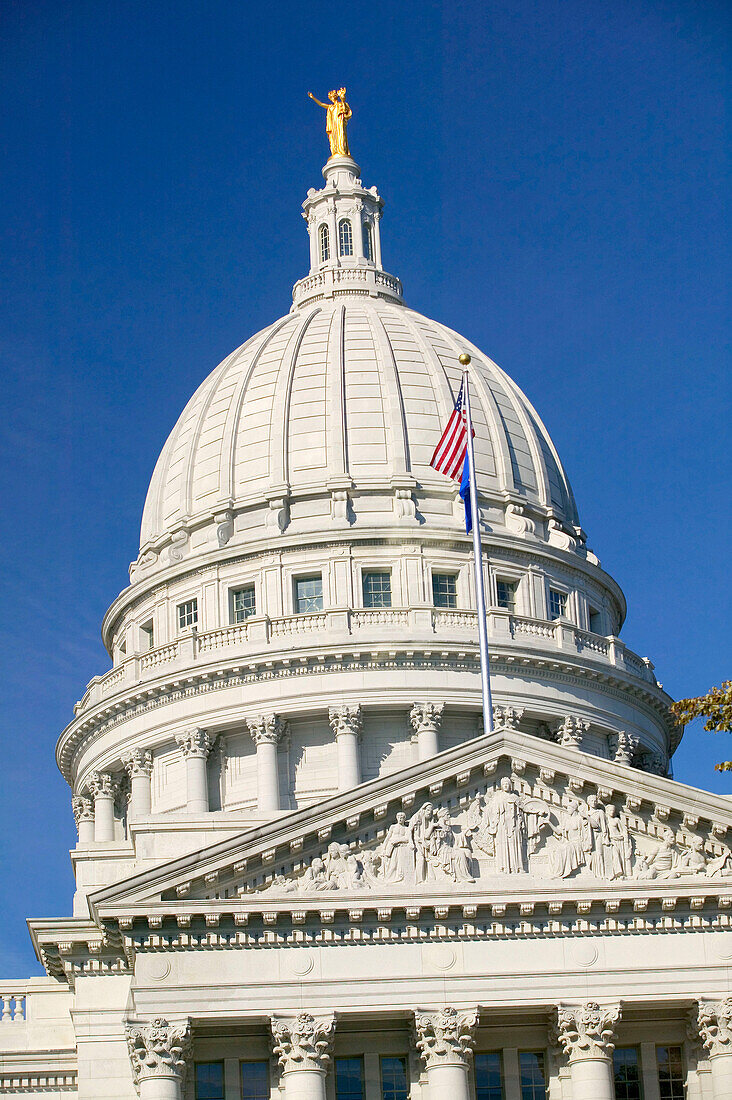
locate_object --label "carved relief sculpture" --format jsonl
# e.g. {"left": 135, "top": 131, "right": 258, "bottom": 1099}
{"left": 126, "top": 1017, "right": 191, "bottom": 1087}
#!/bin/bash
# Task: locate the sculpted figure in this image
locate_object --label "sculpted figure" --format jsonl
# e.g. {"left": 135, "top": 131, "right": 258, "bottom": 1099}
{"left": 584, "top": 796, "right": 614, "bottom": 879}
{"left": 299, "top": 856, "right": 334, "bottom": 892}
{"left": 381, "top": 812, "right": 415, "bottom": 883}
{"left": 707, "top": 847, "right": 732, "bottom": 878}
{"left": 635, "top": 828, "right": 677, "bottom": 880}
{"left": 676, "top": 835, "right": 708, "bottom": 875}
{"left": 410, "top": 802, "right": 439, "bottom": 883}
{"left": 308, "top": 88, "right": 352, "bottom": 157}
{"left": 324, "top": 842, "right": 362, "bottom": 889}
{"left": 465, "top": 792, "right": 494, "bottom": 857}
{"left": 606, "top": 804, "right": 633, "bottom": 878}
{"left": 487, "top": 778, "right": 527, "bottom": 873}
{"left": 547, "top": 796, "right": 591, "bottom": 879}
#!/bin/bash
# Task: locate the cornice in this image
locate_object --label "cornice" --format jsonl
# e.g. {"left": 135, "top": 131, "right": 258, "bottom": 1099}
{"left": 57, "top": 645, "right": 674, "bottom": 784}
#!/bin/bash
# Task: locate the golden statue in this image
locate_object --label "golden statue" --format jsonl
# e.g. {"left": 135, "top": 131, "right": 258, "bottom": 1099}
{"left": 308, "top": 87, "right": 352, "bottom": 157}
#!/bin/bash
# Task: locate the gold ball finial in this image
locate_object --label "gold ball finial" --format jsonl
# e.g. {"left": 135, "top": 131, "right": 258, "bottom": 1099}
{"left": 458, "top": 353, "right": 471, "bottom": 365}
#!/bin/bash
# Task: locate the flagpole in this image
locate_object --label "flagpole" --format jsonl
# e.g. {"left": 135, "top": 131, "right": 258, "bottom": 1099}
{"left": 459, "top": 353, "right": 494, "bottom": 733}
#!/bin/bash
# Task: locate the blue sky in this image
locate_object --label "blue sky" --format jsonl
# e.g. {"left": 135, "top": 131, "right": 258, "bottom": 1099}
{"left": 0, "top": 0, "right": 729, "bottom": 976}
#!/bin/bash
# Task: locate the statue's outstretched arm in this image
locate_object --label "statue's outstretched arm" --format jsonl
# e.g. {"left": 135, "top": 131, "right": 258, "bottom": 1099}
{"left": 308, "top": 92, "right": 329, "bottom": 109}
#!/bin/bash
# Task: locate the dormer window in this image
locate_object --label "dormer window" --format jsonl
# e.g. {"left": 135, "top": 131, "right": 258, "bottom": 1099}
{"left": 319, "top": 224, "right": 330, "bottom": 263}
{"left": 338, "top": 219, "right": 353, "bottom": 257}
{"left": 363, "top": 221, "right": 373, "bottom": 262}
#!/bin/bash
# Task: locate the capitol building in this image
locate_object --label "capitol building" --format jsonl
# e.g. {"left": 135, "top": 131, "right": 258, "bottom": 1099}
{"left": 1, "top": 112, "right": 731, "bottom": 1100}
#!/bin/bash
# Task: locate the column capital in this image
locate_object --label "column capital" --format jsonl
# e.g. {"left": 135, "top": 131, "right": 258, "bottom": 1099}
{"left": 248, "top": 714, "right": 288, "bottom": 746}
{"left": 175, "top": 727, "right": 212, "bottom": 759}
{"left": 270, "top": 1012, "right": 336, "bottom": 1074}
{"left": 126, "top": 1016, "right": 191, "bottom": 1085}
{"left": 71, "top": 795, "right": 94, "bottom": 827}
{"left": 696, "top": 998, "right": 732, "bottom": 1058}
{"left": 414, "top": 1006, "right": 479, "bottom": 1068}
{"left": 554, "top": 715, "right": 590, "bottom": 749}
{"left": 612, "top": 730, "right": 639, "bottom": 766}
{"left": 492, "top": 705, "right": 524, "bottom": 731}
{"left": 122, "top": 748, "right": 153, "bottom": 778}
{"left": 410, "top": 703, "right": 444, "bottom": 734}
{"left": 329, "top": 705, "right": 362, "bottom": 740}
{"left": 87, "top": 771, "right": 118, "bottom": 798}
{"left": 554, "top": 1002, "right": 622, "bottom": 1062}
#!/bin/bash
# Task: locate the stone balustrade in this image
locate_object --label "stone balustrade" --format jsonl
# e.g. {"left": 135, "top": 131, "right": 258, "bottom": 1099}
{"left": 0, "top": 989, "right": 25, "bottom": 1023}
{"left": 75, "top": 609, "right": 659, "bottom": 715}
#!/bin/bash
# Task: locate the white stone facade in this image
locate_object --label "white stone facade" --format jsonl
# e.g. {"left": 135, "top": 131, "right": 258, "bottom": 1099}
{"left": 1, "top": 151, "right": 730, "bottom": 1100}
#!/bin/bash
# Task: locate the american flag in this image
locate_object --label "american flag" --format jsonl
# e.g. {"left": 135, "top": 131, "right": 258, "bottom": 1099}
{"left": 430, "top": 380, "right": 470, "bottom": 480}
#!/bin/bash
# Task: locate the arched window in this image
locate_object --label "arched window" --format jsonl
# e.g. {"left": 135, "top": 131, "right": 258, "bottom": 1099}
{"left": 319, "top": 223, "right": 330, "bottom": 263}
{"left": 338, "top": 219, "right": 353, "bottom": 257}
{"left": 363, "top": 221, "right": 373, "bottom": 262}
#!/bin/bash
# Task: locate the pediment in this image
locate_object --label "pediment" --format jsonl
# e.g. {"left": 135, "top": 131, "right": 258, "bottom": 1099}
{"left": 90, "top": 728, "right": 732, "bottom": 924}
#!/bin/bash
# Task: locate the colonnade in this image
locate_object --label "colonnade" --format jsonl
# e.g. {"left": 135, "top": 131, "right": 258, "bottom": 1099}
{"left": 72, "top": 701, "right": 447, "bottom": 840}
{"left": 124, "top": 999, "right": 732, "bottom": 1100}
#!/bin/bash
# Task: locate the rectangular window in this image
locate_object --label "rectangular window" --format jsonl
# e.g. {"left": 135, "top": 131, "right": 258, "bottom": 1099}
{"left": 432, "top": 572, "right": 458, "bottom": 609}
{"left": 232, "top": 585, "right": 256, "bottom": 623}
{"left": 613, "top": 1048, "right": 643, "bottom": 1100}
{"left": 548, "top": 588, "right": 568, "bottom": 619}
{"left": 475, "top": 1052, "right": 504, "bottom": 1100}
{"left": 518, "top": 1052, "right": 546, "bottom": 1100}
{"left": 657, "top": 1046, "right": 684, "bottom": 1100}
{"left": 363, "top": 570, "right": 392, "bottom": 609}
{"left": 177, "top": 598, "right": 198, "bottom": 630}
{"left": 195, "top": 1062, "right": 224, "bottom": 1100}
{"left": 380, "top": 1056, "right": 408, "bottom": 1100}
{"left": 496, "top": 579, "right": 518, "bottom": 613}
{"left": 295, "top": 575, "right": 323, "bottom": 614}
{"left": 335, "top": 1057, "right": 364, "bottom": 1100}
{"left": 241, "top": 1060, "right": 270, "bottom": 1100}
{"left": 140, "top": 620, "right": 154, "bottom": 650}
{"left": 588, "top": 606, "right": 602, "bottom": 634}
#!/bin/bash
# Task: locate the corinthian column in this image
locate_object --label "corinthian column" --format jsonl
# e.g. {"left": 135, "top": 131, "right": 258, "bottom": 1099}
{"left": 329, "top": 705, "right": 362, "bottom": 789}
{"left": 175, "top": 728, "right": 212, "bottom": 813}
{"left": 271, "top": 1012, "right": 336, "bottom": 1100}
{"left": 410, "top": 703, "right": 444, "bottom": 760}
{"left": 248, "top": 715, "right": 287, "bottom": 812}
{"left": 72, "top": 795, "right": 95, "bottom": 845}
{"left": 554, "top": 1002, "right": 621, "bottom": 1100}
{"left": 696, "top": 998, "right": 732, "bottom": 1098}
{"left": 414, "top": 1007, "right": 479, "bottom": 1100}
{"left": 126, "top": 1016, "right": 190, "bottom": 1100}
{"left": 87, "top": 771, "right": 118, "bottom": 842}
{"left": 122, "top": 748, "right": 153, "bottom": 819}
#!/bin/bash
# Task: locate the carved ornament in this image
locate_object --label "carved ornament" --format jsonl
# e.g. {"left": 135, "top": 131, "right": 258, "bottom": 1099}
{"left": 126, "top": 1016, "right": 191, "bottom": 1085}
{"left": 175, "top": 728, "right": 212, "bottom": 759}
{"left": 270, "top": 1012, "right": 336, "bottom": 1073}
{"left": 554, "top": 1002, "right": 621, "bottom": 1061}
{"left": 248, "top": 714, "right": 287, "bottom": 746}
{"left": 696, "top": 998, "right": 732, "bottom": 1058}
{"left": 414, "top": 1006, "right": 479, "bottom": 1067}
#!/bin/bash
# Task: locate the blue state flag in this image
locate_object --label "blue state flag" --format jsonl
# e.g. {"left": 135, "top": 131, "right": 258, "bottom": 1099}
{"left": 459, "top": 452, "right": 472, "bottom": 533}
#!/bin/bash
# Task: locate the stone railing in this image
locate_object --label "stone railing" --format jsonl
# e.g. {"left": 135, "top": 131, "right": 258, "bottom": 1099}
{"left": 0, "top": 987, "right": 26, "bottom": 1023}
{"left": 76, "top": 609, "right": 659, "bottom": 712}
{"left": 292, "top": 266, "right": 404, "bottom": 306}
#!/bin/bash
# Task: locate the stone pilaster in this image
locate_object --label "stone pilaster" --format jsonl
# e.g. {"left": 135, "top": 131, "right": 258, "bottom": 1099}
{"left": 175, "top": 729, "right": 213, "bottom": 813}
{"left": 248, "top": 715, "right": 287, "bottom": 812}
{"left": 71, "top": 795, "right": 95, "bottom": 845}
{"left": 554, "top": 1001, "right": 621, "bottom": 1100}
{"left": 696, "top": 998, "right": 732, "bottom": 1099}
{"left": 87, "top": 771, "right": 118, "bottom": 843}
{"left": 410, "top": 703, "right": 444, "bottom": 760}
{"left": 414, "top": 1007, "right": 478, "bottom": 1100}
{"left": 122, "top": 748, "right": 153, "bottom": 819}
{"left": 329, "top": 705, "right": 362, "bottom": 790}
{"left": 126, "top": 1016, "right": 190, "bottom": 1100}
{"left": 555, "top": 715, "right": 589, "bottom": 750}
{"left": 271, "top": 1012, "right": 335, "bottom": 1100}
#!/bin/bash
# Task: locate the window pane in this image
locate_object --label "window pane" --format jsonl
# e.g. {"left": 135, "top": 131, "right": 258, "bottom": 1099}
{"left": 657, "top": 1046, "right": 684, "bottom": 1100}
{"left": 241, "top": 1060, "right": 270, "bottom": 1100}
{"left": 496, "top": 579, "right": 517, "bottom": 613}
{"left": 335, "top": 1057, "right": 364, "bottom": 1100}
{"left": 613, "top": 1048, "right": 643, "bottom": 1100}
{"left": 339, "top": 219, "right": 353, "bottom": 256}
{"left": 233, "top": 586, "right": 256, "bottom": 623}
{"left": 475, "top": 1052, "right": 504, "bottom": 1100}
{"left": 178, "top": 598, "right": 198, "bottom": 629}
{"left": 548, "top": 589, "right": 567, "bottom": 619}
{"left": 432, "top": 573, "right": 457, "bottom": 609}
{"left": 519, "top": 1052, "right": 546, "bottom": 1100}
{"left": 380, "top": 1056, "right": 408, "bottom": 1100}
{"left": 195, "top": 1062, "right": 224, "bottom": 1100}
{"left": 364, "top": 222, "right": 372, "bottom": 261}
{"left": 363, "top": 571, "right": 392, "bottom": 609}
{"left": 319, "top": 223, "right": 330, "bottom": 262}
{"left": 295, "top": 575, "right": 323, "bottom": 613}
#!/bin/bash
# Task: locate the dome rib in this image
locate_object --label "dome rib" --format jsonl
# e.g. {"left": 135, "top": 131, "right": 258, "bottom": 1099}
{"left": 272, "top": 308, "right": 322, "bottom": 491}
{"left": 325, "top": 305, "right": 349, "bottom": 480}
{"left": 366, "top": 309, "right": 412, "bottom": 477}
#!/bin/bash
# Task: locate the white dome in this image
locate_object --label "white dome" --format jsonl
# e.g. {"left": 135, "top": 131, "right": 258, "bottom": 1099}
{"left": 137, "top": 297, "right": 579, "bottom": 572}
